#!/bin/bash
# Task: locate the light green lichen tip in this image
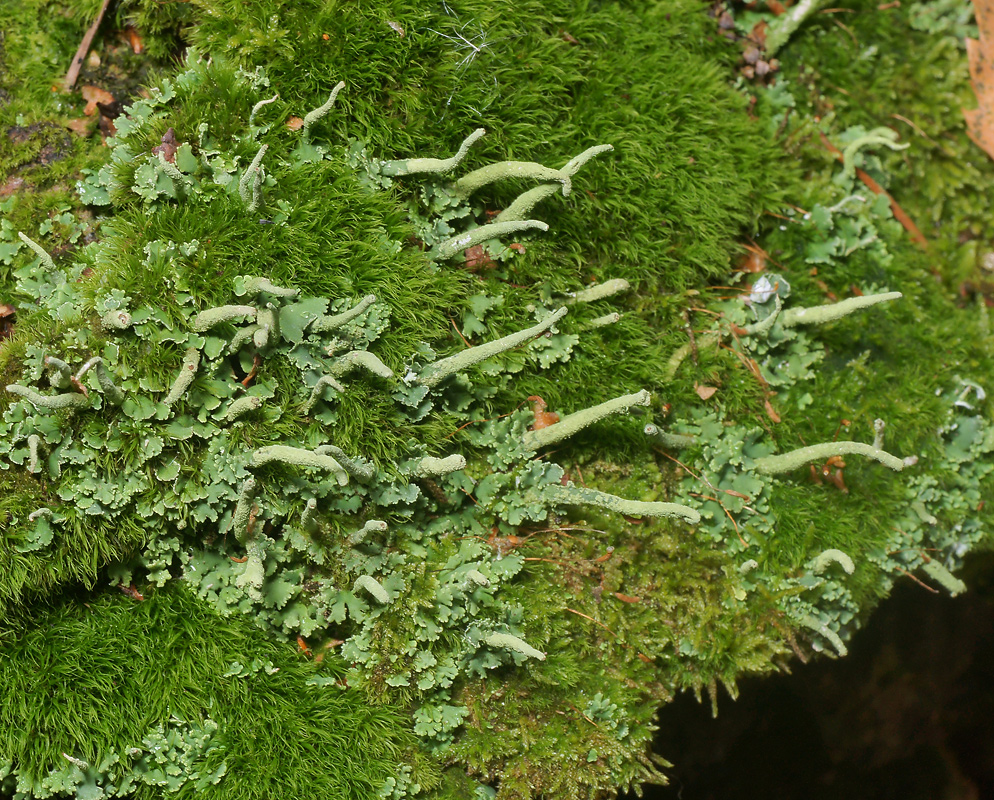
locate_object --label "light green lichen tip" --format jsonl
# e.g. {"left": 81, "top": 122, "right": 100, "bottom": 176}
{"left": 5, "top": 384, "right": 89, "bottom": 410}
{"left": 191, "top": 305, "right": 257, "bottom": 332}
{"left": 349, "top": 520, "right": 388, "bottom": 545}
{"left": 235, "top": 275, "right": 299, "bottom": 298}
{"left": 808, "top": 549, "right": 855, "bottom": 575}
{"left": 163, "top": 347, "right": 201, "bottom": 406}
{"left": 796, "top": 613, "right": 848, "bottom": 657}
{"left": 353, "top": 575, "right": 391, "bottom": 604}
{"left": 100, "top": 310, "right": 133, "bottom": 330}
{"left": 301, "top": 81, "right": 345, "bottom": 144}
{"left": 522, "top": 389, "right": 651, "bottom": 451}
{"left": 415, "top": 307, "right": 569, "bottom": 388}
{"left": 76, "top": 357, "right": 125, "bottom": 405}
{"left": 431, "top": 219, "right": 549, "bottom": 261}
{"left": 249, "top": 93, "right": 279, "bottom": 127}
{"left": 547, "top": 483, "right": 700, "bottom": 524}
{"left": 311, "top": 294, "right": 376, "bottom": 332}
{"left": 303, "top": 375, "right": 346, "bottom": 413}
{"left": 412, "top": 454, "right": 467, "bottom": 478}
{"left": 223, "top": 395, "right": 262, "bottom": 422}
{"left": 232, "top": 477, "right": 257, "bottom": 544}
{"left": 313, "top": 445, "right": 375, "bottom": 481}
{"left": 780, "top": 292, "right": 902, "bottom": 328}
{"left": 238, "top": 144, "right": 268, "bottom": 210}
{"left": 566, "top": 278, "right": 630, "bottom": 304}
{"left": 329, "top": 351, "right": 394, "bottom": 380}
{"left": 27, "top": 434, "right": 41, "bottom": 474}
{"left": 251, "top": 445, "right": 349, "bottom": 485}
{"left": 483, "top": 632, "right": 546, "bottom": 661}
{"left": 17, "top": 232, "right": 56, "bottom": 270}
{"left": 643, "top": 423, "right": 696, "bottom": 449}
{"left": 379, "top": 128, "right": 486, "bottom": 177}
{"left": 496, "top": 144, "right": 614, "bottom": 223}
{"left": 921, "top": 560, "right": 967, "bottom": 596}
{"left": 43, "top": 356, "right": 72, "bottom": 389}
{"left": 752, "top": 440, "right": 906, "bottom": 475}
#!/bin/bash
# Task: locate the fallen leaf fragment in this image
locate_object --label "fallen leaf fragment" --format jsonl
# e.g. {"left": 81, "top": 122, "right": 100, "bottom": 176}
{"left": 286, "top": 116, "right": 304, "bottom": 131}
{"left": 764, "top": 398, "right": 782, "bottom": 423}
{"left": 64, "top": 0, "right": 112, "bottom": 90}
{"left": 965, "top": 0, "right": 994, "bottom": 160}
{"left": 694, "top": 383, "right": 718, "bottom": 401}
{"left": 151, "top": 128, "right": 178, "bottom": 162}
{"left": 464, "top": 244, "right": 496, "bottom": 270}
{"left": 67, "top": 117, "right": 94, "bottom": 137}
{"left": 613, "top": 593, "right": 641, "bottom": 603}
{"left": 387, "top": 21, "right": 405, "bottom": 37}
{"left": 81, "top": 84, "right": 114, "bottom": 116}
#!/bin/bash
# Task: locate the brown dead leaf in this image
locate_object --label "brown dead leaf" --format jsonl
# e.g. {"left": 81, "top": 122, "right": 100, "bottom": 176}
{"left": 463, "top": 244, "right": 496, "bottom": 271}
{"left": 81, "top": 84, "right": 114, "bottom": 116}
{"left": 67, "top": 117, "right": 94, "bottom": 137}
{"left": 965, "top": 0, "right": 994, "bottom": 159}
{"left": 613, "top": 593, "right": 641, "bottom": 603}
{"left": 694, "top": 383, "right": 718, "bottom": 401}
{"left": 151, "top": 128, "right": 178, "bottom": 162}
{"left": 286, "top": 116, "right": 305, "bottom": 131}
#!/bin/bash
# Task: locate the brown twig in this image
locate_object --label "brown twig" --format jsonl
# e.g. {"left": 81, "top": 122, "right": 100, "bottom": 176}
{"left": 64, "top": 0, "right": 113, "bottom": 91}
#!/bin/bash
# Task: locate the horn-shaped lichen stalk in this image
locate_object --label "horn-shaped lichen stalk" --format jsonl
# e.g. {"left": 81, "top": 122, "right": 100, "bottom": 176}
{"left": 311, "top": 294, "right": 376, "bottom": 332}
{"left": 454, "top": 143, "right": 614, "bottom": 203}
{"left": 566, "top": 278, "right": 629, "bottom": 305}
{"left": 522, "top": 389, "right": 651, "bottom": 451}
{"left": 301, "top": 81, "right": 345, "bottom": 144}
{"left": 752, "top": 440, "right": 907, "bottom": 475}
{"left": 414, "top": 307, "right": 568, "bottom": 388}
{"left": 547, "top": 483, "right": 701, "bottom": 524}
{"left": 496, "top": 144, "right": 614, "bottom": 223}
{"left": 778, "top": 292, "right": 903, "bottom": 328}
{"left": 431, "top": 219, "right": 549, "bottom": 260}
{"left": 379, "top": 128, "right": 487, "bottom": 177}
{"left": 251, "top": 445, "right": 349, "bottom": 485}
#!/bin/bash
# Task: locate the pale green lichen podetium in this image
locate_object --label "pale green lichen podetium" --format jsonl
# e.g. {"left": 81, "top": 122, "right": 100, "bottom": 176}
{"left": 643, "top": 423, "right": 696, "bottom": 450}
{"left": 411, "top": 454, "right": 467, "bottom": 478}
{"left": 483, "top": 632, "right": 546, "bottom": 661}
{"left": 522, "top": 389, "right": 651, "bottom": 451}
{"left": 17, "top": 232, "right": 55, "bottom": 269}
{"left": 496, "top": 145, "right": 614, "bottom": 223}
{"left": 5, "top": 385, "right": 89, "bottom": 410}
{"left": 796, "top": 613, "right": 848, "bottom": 656}
{"left": 238, "top": 144, "right": 268, "bottom": 210}
{"left": 43, "top": 356, "right": 72, "bottom": 389}
{"left": 314, "top": 445, "right": 375, "bottom": 481}
{"left": 547, "top": 483, "right": 701, "bottom": 524}
{"left": 236, "top": 276, "right": 299, "bottom": 298}
{"left": 752, "top": 441, "right": 906, "bottom": 475}
{"left": 302, "top": 375, "right": 346, "bottom": 413}
{"left": 76, "top": 357, "right": 125, "bottom": 405}
{"left": 779, "top": 292, "right": 902, "bottom": 327}
{"left": 251, "top": 445, "right": 349, "bottom": 485}
{"left": 414, "top": 307, "right": 569, "bottom": 388}
{"left": 329, "top": 350, "right": 394, "bottom": 379}
{"left": 191, "top": 305, "right": 256, "bottom": 332}
{"left": 353, "top": 575, "right": 391, "bottom": 604}
{"left": 301, "top": 81, "right": 345, "bottom": 144}
{"left": 921, "top": 560, "right": 967, "bottom": 596}
{"left": 566, "top": 278, "right": 629, "bottom": 305}
{"left": 223, "top": 395, "right": 262, "bottom": 422}
{"left": 431, "top": 219, "right": 549, "bottom": 260}
{"left": 349, "top": 519, "right": 387, "bottom": 545}
{"left": 163, "top": 347, "right": 201, "bottom": 406}
{"left": 378, "top": 128, "right": 487, "bottom": 177}
{"left": 27, "top": 434, "right": 41, "bottom": 473}
{"left": 840, "top": 129, "right": 908, "bottom": 181}
{"left": 453, "top": 144, "right": 613, "bottom": 203}
{"left": 311, "top": 294, "right": 376, "bottom": 332}
{"left": 232, "top": 477, "right": 257, "bottom": 544}
{"left": 100, "top": 310, "right": 133, "bottom": 331}
{"left": 808, "top": 549, "right": 856, "bottom": 575}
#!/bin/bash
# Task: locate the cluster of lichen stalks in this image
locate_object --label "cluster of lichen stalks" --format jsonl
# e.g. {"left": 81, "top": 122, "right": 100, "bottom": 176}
{"left": 0, "top": 75, "right": 948, "bottom": 791}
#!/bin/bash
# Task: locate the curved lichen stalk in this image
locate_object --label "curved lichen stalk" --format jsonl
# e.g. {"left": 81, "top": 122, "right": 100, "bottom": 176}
{"left": 238, "top": 144, "right": 268, "bottom": 211}
{"left": 411, "top": 454, "right": 467, "bottom": 478}
{"left": 191, "top": 305, "right": 257, "bottom": 332}
{"left": 565, "top": 278, "right": 629, "bottom": 305}
{"left": 329, "top": 350, "right": 394, "bottom": 380}
{"left": 431, "top": 219, "right": 549, "bottom": 260}
{"left": 483, "top": 632, "right": 546, "bottom": 661}
{"left": 547, "top": 483, "right": 701, "bottom": 524}
{"left": 796, "top": 612, "right": 848, "bottom": 657}
{"left": 301, "top": 81, "right": 345, "bottom": 144}
{"left": 779, "top": 292, "right": 902, "bottom": 327}
{"left": 75, "top": 357, "right": 125, "bottom": 405}
{"left": 522, "top": 390, "right": 651, "bottom": 451}
{"left": 5, "top": 385, "right": 89, "bottom": 410}
{"left": 496, "top": 144, "right": 614, "bottom": 223}
{"left": 414, "top": 307, "right": 568, "bottom": 388}
{"left": 163, "top": 348, "right": 201, "bottom": 406}
{"left": 311, "top": 294, "right": 376, "bottom": 332}
{"left": 379, "top": 128, "right": 487, "bottom": 177}
{"left": 17, "top": 232, "right": 56, "bottom": 270}
{"left": 752, "top": 440, "right": 907, "bottom": 475}
{"left": 251, "top": 445, "right": 350, "bottom": 485}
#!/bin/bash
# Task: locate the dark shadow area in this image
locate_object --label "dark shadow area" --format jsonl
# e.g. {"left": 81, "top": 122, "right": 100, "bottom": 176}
{"left": 631, "top": 553, "right": 994, "bottom": 800}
